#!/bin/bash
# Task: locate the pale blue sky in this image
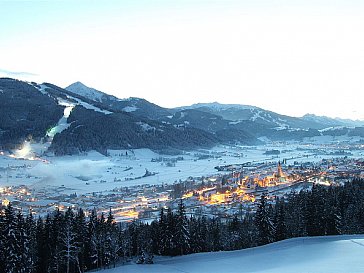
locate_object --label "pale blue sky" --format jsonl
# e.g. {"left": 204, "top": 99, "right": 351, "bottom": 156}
{"left": 1, "top": 0, "right": 364, "bottom": 120}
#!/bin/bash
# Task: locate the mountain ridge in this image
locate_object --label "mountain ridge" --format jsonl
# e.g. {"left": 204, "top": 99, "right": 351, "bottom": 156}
{"left": 1, "top": 77, "right": 363, "bottom": 156}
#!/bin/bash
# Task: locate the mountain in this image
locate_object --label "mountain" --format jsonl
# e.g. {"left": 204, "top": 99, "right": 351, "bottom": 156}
{"left": 161, "top": 109, "right": 229, "bottom": 133}
{"left": 159, "top": 108, "right": 260, "bottom": 145}
{"left": 37, "top": 83, "right": 219, "bottom": 155}
{"left": 335, "top": 117, "right": 364, "bottom": 127}
{"left": 65, "top": 81, "right": 111, "bottom": 102}
{"left": 302, "top": 114, "right": 347, "bottom": 128}
{"left": 100, "top": 235, "right": 364, "bottom": 273}
{"left": 0, "top": 78, "right": 221, "bottom": 154}
{"left": 66, "top": 82, "right": 171, "bottom": 120}
{"left": 1, "top": 77, "right": 363, "bottom": 155}
{"left": 181, "top": 102, "right": 332, "bottom": 130}
{"left": 0, "top": 78, "right": 64, "bottom": 149}
{"left": 50, "top": 105, "right": 218, "bottom": 155}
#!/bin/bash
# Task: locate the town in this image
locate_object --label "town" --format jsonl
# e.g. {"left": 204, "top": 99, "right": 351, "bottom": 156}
{"left": 1, "top": 154, "right": 363, "bottom": 222}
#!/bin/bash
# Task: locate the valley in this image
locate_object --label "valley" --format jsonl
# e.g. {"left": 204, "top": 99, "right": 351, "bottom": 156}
{"left": 1, "top": 136, "right": 363, "bottom": 221}
{"left": 1, "top": 78, "right": 364, "bottom": 222}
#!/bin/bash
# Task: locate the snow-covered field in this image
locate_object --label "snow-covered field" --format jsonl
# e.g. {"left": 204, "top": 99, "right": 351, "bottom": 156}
{"left": 101, "top": 235, "right": 364, "bottom": 273}
{"left": 0, "top": 137, "right": 363, "bottom": 195}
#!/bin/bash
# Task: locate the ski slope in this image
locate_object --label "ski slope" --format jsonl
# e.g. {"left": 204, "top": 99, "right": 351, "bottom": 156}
{"left": 102, "top": 235, "right": 364, "bottom": 273}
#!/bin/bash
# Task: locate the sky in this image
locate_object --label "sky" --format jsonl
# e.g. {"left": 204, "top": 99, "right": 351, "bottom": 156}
{"left": 0, "top": 0, "right": 364, "bottom": 120}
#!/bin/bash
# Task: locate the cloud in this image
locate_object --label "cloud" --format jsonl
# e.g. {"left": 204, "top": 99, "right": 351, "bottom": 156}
{"left": 0, "top": 68, "right": 38, "bottom": 78}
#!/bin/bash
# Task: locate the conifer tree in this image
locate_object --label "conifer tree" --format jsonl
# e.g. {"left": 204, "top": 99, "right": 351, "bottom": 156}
{"left": 255, "top": 193, "right": 275, "bottom": 245}
{"left": 74, "top": 208, "right": 87, "bottom": 272}
{"left": 49, "top": 208, "right": 64, "bottom": 273}
{"left": 174, "top": 199, "right": 190, "bottom": 255}
{"left": 25, "top": 212, "right": 37, "bottom": 272}
{"left": 3, "top": 204, "right": 19, "bottom": 273}
{"left": 62, "top": 208, "right": 79, "bottom": 273}
{"left": 85, "top": 208, "right": 99, "bottom": 270}
{"left": 274, "top": 201, "right": 287, "bottom": 241}
{"left": 0, "top": 207, "right": 5, "bottom": 273}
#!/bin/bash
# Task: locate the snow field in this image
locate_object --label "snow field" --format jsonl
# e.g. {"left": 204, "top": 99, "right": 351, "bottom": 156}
{"left": 101, "top": 235, "right": 364, "bottom": 273}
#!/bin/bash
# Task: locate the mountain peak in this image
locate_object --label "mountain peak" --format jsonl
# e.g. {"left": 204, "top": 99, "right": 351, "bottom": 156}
{"left": 66, "top": 81, "right": 106, "bottom": 102}
{"left": 68, "top": 81, "right": 87, "bottom": 88}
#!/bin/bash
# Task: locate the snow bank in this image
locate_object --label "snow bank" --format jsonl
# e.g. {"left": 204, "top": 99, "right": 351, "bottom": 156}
{"left": 101, "top": 235, "right": 364, "bottom": 273}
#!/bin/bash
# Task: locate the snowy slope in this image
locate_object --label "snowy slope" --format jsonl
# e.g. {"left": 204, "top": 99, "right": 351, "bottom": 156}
{"left": 66, "top": 81, "right": 108, "bottom": 102}
{"left": 101, "top": 235, "right": 364, "bottom": 273}
{"left": 180, "top": 102, "right": 328, "bottom": 130}
{"left": 66, "top": 82, "right": 171, "bottom": 119}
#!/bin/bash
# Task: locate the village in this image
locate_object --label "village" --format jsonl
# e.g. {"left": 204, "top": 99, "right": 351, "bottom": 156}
{"left": 1, "top": 154, "right": 363, "bottom": 222}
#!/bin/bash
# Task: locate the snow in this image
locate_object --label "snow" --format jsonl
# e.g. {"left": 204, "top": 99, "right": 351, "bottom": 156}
{"left": 123, "top": 106, "right": 138, "bottom": 112}
{"left": 1, "top": 140, "right": 363, "bottom": 195}
{"left": 136, "top": 122, "right": 155, "bottom": 132}
{"left": 99, "top": 235, "right": 364, "bottom": 273}
{"left": 36, "top": 83, "right": 112, "bottom": 115}
{"left": 319, "top": 126, "right": 348, "bottom": 133}
{"left": 188, "top": 102, "right": 257, "bottom": 111}
{"left": 37, "top": 84, "right": 50, "bottom": 95}
{"left": 70, "top": 96, "right": 112, "bottom": 114}
{"left": 303, "top": 135, "right": 363, "bottom": 144}
{"left": 66, "top": 82, "right": 105, "bottom": 102}
{"left": 46, "top": 98, "right": 75, "bottom": 138}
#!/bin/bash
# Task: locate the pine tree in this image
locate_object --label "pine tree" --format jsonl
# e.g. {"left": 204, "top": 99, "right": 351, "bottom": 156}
{"left": 25, "top": 212, "right": 37, "bottom": 272}
{"left": 16, "top": 211, "right": 32, "bottom": 273}
{"left": 325, "top": 205, "right": 342, "bottom": 235}
{"left": 274, "top": 201, "right": 287, "bottom": 241}
{"left": 208, "top": 218, "right": 222, "bottom": 251}
{"left": 158, "top": 208, "right": 168, "bottom": 255}
{"left": 227, "top": 215, "right": 242, "bottom": 250}
{"left": 49, "top": 208, "right": 64, "bottom": 273}
{"left": 74, "top": 208, "right": 87, "bottom": 272}
{"left": 174, "top": 199, "right": 190, "bottom": 255}
{"left": 189, "top": 217, "right": 207, "bottom": 253}
{"left": 240, "top": 212, "right": 256, "bottom": 248}
{"left": 255, "top": 193, "right": 275, "bottom": 245}
{"left": 160, "top": 208, "right": 176, "bottom": 255}
{"left": 35, "top": 215, "right": 51, "bottom": 273}
{"left": 104, "top": 208, "right": 120, "bottom": 268}
{"left": 3, "top": 204, "right": 20, "bottom": 273}
{"left": 96, "top": 212, "right": 106, "bottom": 269}
{"left": 61, "top": 208, "right": 79, "bottom": 273}
{"left": 85, "top": 208, "right": 99, "bottom": 270}
{"left": 0, "top": 206, "right": 5, "bottom": 273}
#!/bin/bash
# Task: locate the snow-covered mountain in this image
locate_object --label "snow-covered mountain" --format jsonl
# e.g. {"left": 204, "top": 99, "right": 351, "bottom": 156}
{"left": 100, "top": 235, "right": 364, "bottom": 273}
{"left": 179, "top": 102, "right": 330, "bottom": 130}
{"left": 303, "top": 114, "right": 364, "bottom": 128}
{"left": 302, "top": 114, "right": 348, "bottom": 128}
{"left": 66, "top": 81, "right": 172, "bottom": 120}
{"left": 1, "top": 77, "right": 363, "bottom": 155}
{"left": 66, "top": 81, "right": 111, "bottom": 102}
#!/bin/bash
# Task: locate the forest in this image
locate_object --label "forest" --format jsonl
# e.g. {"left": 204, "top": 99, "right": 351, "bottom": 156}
{"left": 0, "top": 78, "right": 63, "bottom": 150}
{"left": 1, "top": 178, "right": 364, "bottom": 273}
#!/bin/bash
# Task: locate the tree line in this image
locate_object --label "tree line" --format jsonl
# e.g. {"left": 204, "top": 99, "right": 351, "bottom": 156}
{"left": 1, "top": 178, "right": 364, "bottom": 273}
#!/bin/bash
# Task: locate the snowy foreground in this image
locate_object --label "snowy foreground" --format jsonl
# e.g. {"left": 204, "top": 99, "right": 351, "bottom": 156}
{"left": 101, "top": 235, "right": 364, "bottom": 273}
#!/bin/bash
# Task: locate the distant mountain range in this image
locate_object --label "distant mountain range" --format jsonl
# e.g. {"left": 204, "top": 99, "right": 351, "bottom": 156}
{"left": 0, "top": 78, "right": 363, "bottom": 155}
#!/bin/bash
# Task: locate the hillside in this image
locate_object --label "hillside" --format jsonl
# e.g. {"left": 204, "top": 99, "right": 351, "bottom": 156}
{"left": 102, "top": 235, "right": 364, "bottom": 273}
{"left": 1, "top": 78, "right": 363, "bottom": 155}
{"left": 181, "top": 102, "right": 331, "bottom": 130}
{"left": 0, "top": 78, "right": 64, "bottom": 149}
{"left": 50, "top": 106, "right": 218, "bottom": 155}
{"left": 66, "top": 82, "right": 172, "bottom": 120}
